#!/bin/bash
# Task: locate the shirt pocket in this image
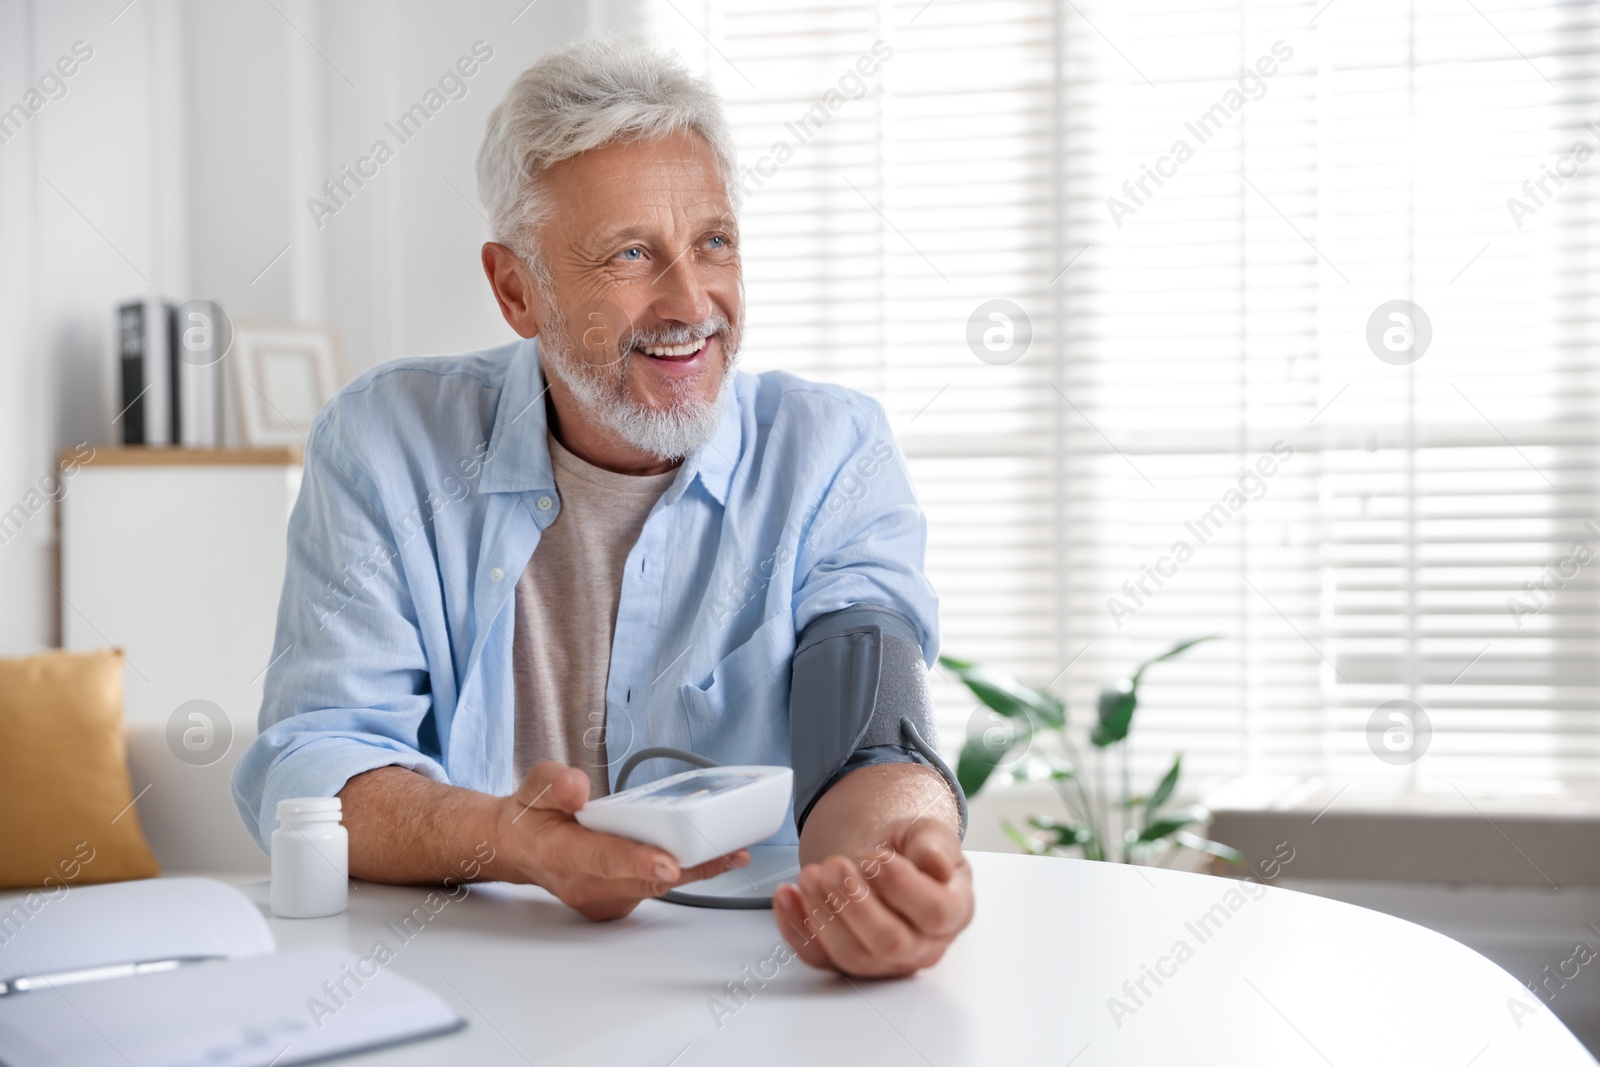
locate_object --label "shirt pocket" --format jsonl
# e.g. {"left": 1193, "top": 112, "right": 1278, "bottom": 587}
{"left": 679, "top": 613, "right": 795, "bottom": 763}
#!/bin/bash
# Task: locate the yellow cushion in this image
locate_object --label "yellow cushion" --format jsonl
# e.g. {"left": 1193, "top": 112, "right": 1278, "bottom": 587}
{"left": 0, "top": 648, "right": 159, "bottom": 888}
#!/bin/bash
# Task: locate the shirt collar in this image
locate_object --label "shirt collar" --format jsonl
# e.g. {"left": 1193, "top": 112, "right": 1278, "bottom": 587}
{"left": 479, "top": 337, "right": 743, "bottom": 507}
{"left": 664, "top": 380, "right": 742, "bottom": 509}
{"left": 478, "top": 338, "right": 557, "bottom": 496}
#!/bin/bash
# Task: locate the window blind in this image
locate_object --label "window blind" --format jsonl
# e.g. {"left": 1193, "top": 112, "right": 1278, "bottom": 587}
{"left": 644, "top": 0, "right": 1600, "bottom": 797}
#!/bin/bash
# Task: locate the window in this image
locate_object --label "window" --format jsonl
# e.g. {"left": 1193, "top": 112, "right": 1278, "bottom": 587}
{"left": 646, "top": 0, "right": 1600, "bottom": 797}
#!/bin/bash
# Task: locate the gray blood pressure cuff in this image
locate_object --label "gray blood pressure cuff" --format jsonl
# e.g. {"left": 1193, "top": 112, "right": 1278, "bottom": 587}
{"left": 789, "top": 605, "right": 968, "bottom": 837}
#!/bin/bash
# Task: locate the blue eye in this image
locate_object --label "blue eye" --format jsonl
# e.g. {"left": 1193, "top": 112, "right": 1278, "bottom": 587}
{"left": 707, "top": 235, "right": 727, "bottom": 249}
{"left": 617, "top": 247, "right": 643, "bottom": 261}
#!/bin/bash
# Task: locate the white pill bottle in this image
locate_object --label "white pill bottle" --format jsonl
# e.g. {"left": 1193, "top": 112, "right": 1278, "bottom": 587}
{"left": 270, "top": 796, "right": 349, "bottom": 918}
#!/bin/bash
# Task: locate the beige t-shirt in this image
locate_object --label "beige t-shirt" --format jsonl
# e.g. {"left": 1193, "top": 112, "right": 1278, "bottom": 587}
{"left": 511, "top": 432, "right": 676, "bottom": 799}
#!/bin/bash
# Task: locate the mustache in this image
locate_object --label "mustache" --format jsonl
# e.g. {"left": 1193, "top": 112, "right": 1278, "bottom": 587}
{"left": 622, "top": 314, "right": 731, "bottom": 353}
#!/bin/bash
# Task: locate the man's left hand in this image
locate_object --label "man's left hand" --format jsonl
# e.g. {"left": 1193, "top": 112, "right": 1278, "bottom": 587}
{"left": 772, "top": 816, "right": 974, "bottom": 978}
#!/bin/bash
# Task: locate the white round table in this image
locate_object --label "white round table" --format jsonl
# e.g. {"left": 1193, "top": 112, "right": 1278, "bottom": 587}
{"left": 254, "top": 850, "right": 1594, "bottom": 1065}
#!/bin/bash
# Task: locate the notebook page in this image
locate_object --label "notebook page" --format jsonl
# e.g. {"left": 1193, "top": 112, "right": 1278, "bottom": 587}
{"left": 0, "top": 945, "right": 463, "bottom": 1067}
{"left": 0, "top": 877, "right": 273, "bottom": 984}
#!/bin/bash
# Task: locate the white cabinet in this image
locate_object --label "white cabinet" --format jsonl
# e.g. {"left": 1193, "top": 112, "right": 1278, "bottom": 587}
{"left": 60, "top": 447, "right": 302, "bottom": 873}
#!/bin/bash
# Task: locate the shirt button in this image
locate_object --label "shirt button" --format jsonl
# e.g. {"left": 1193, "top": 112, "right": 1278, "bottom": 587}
{"left": 489, "top": 567, "right": 505, "bottom": 582}
{"left": 537, "top": 495, "right": 554, "bottom": 511}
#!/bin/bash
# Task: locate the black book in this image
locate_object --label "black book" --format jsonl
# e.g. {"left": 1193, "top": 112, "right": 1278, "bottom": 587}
{"left": 116, "top": 298, "right": 172, "bottom": 446}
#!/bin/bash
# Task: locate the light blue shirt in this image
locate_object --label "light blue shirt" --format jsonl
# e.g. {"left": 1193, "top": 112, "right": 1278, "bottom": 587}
{"left": 232, "top": 338, "right": 939, "bottom": 851}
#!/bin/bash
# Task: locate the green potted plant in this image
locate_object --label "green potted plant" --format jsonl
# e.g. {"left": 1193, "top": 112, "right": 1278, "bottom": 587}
{"left": 940, "top": 636, "right": 1240, "bottom": 867}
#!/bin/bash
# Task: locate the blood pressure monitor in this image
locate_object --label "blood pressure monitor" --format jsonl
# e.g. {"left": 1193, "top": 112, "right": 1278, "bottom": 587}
{"left": 574, "top": 765, "right": 793, "bottom": 869}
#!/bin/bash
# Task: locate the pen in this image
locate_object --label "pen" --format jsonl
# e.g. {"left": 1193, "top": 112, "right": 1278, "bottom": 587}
{"left": 0, "top": 955, "right": 222, "bottom": 996}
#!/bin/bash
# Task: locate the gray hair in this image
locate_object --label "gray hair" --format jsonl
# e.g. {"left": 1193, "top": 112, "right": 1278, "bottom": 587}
{"left": 475, "top": 38, "right": 737, "bottom": 265}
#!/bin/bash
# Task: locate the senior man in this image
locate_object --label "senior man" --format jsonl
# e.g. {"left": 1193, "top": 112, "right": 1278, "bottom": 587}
{"left": 233, "top": 38, "right": 972, "bottom": 978}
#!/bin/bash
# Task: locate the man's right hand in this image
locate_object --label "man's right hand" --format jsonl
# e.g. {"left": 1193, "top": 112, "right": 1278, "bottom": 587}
{"left": 493, "top": 761, "right": 749, "bottom": 921}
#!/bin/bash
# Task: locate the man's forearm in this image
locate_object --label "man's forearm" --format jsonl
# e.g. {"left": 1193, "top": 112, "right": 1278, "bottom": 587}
{"left": 338, "top": 765, "right": 512, "bottom": 884}
{"left": 798, "top": 762, "right": 960, "bottom": 865}
{"left": 341, "top": 760, "right": 958, "bottom": 885}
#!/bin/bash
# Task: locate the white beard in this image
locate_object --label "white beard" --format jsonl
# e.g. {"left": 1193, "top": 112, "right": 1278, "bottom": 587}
{"left": 536, "top": 292, "right": 742, "bottom": 462}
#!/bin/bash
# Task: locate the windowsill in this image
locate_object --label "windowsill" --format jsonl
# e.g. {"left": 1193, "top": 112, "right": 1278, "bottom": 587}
{"left": 962, "top": 774, "right": 1600, "bottom": 886}
{"left": 1203, "top": 776, "right": 1600, "bottom": 888}
{"left": 1203, "top": 775, "right": 1600, "bottom": 818}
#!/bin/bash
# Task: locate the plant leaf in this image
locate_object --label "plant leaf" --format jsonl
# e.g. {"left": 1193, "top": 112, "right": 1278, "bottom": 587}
{"left": 1136, "top": 811, "right": 1201, "bottom": 842}
{"left": 1011, "top": 755, "right": 1077, "bottom": 783}
{"left": 1095, "top": 636, "right": 1219, "bottom": 747}
{"left": 1130, "top": 635, "right": 1221, "bottom": 687}
{"left": 1175, "top": 830, "right": 1243, "bottom": 866}
{"left": 1002, "top": 819, "right": 1049, "bottom": 856}
{"left": 940, "top": 657, "right": 1065, "bottom": 730}
{"left": 1026, "top": 815, "right": 1092, "bottom": 848}
{"left": 963, "top": 673, "right": 1059, "bottom": 728}
{"left": 1091, "top": 678, "right": 1136, "bottom": 747}
{"left": 1038, "top": 691, "right": 1068, "bottom": 731}
{"left": 955, "top": 727, "right": 1026, "bottom": 798}
{"left": 1145, "top": 754, "right": 1182, "bottom": 818}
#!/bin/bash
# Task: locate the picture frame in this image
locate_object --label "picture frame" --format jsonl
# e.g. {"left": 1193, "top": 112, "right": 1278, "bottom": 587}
{"left": 231, "top": 323, "right": 341, "bottom": 446}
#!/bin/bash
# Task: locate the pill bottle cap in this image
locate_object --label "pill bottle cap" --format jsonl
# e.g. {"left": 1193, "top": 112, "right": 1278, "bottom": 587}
{"left": 276, "top": 796, "right": 342, "bottom": 828}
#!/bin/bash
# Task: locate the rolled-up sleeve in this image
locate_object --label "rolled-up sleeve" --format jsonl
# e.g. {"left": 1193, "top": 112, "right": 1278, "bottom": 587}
{"left": 231, "top": 404, "right": 447, "bottom": 852}
{"left": 791, "top": 397, "right": 940, "bottom": 664}
{"left": 785, "top": 398, "right": 953, "bottom": 822}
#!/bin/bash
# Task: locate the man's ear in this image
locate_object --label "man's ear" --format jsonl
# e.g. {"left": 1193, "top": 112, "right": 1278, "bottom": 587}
{"left": 482, "top": 242, "right": 543, "bottom": 339}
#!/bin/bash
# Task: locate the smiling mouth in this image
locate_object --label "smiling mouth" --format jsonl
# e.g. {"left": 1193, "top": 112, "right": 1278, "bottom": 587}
{"left": 635, "top": 337, "right": 711, "bottom": 361}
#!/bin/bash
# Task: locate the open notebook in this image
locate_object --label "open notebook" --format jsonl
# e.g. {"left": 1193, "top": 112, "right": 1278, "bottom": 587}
{"left": 0, "top": 877, "right": 461, "bottom": 1067}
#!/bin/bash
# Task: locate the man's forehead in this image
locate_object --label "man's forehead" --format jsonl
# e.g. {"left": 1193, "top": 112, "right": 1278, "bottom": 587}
{"left": 574, "top": 192, "right": 733, "bottom": 244}
{"left": 602, "top": 150, "right": 721, "bottom": 182}
{"left": 550, "top": 132, "right": 723, "bottom": 190}
{"left": 543, "top": 134, "right": 734, "bottom": 238}
{"left": 598, "top": 158, "right": 729, "bottom": 205}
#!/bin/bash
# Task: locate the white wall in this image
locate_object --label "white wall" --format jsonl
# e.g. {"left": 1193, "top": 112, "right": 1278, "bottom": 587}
{"left": 0, "top": 0, "right": 648, "bottom": 655}
{"left": 1, "top": 0, "right": 185, "bottom": 651}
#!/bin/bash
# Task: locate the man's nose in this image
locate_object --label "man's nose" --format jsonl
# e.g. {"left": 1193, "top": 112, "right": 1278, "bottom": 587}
{"left": 649, "top": 249, "right": 714, "bottom": 324}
